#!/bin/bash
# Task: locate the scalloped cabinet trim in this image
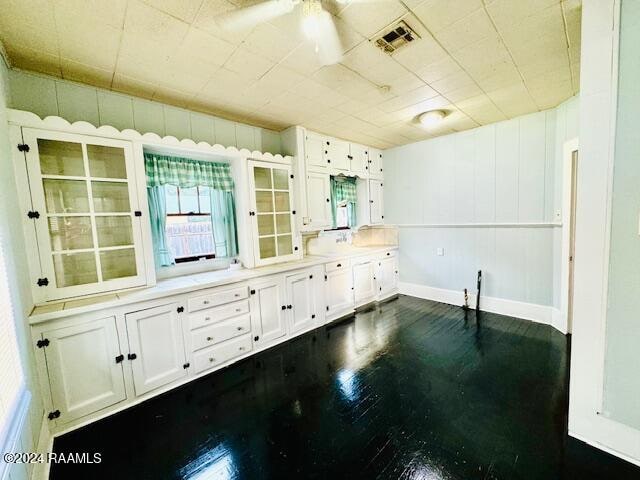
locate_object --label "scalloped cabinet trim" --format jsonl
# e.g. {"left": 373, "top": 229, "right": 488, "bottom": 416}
{"left": 7, "top": 109, "right": 292, "bottom": 163}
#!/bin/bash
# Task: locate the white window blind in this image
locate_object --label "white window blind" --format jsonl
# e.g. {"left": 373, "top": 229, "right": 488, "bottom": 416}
{"left": 0, "top": 233, "right": 25, "bottom": 445}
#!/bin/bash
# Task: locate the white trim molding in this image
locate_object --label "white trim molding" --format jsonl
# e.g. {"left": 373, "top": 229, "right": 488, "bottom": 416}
{"left": 0, "top": 388, "right": 30, "bottom": 480}
{"left": 397, "top": 223, "right": 561, "bottom": 229}
{"left": 399, "top": 282, "right": 560, "bottom": 329}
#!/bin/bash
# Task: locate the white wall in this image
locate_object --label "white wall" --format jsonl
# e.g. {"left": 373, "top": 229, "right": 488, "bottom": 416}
{"left": 384, "top": 100, "right": 577, "bottom": 313}
{"left": 0, "top": 55, "right": 46, "bottom": 480}
{"left": 7, "top": 69, "right": 283, "bottom": 155}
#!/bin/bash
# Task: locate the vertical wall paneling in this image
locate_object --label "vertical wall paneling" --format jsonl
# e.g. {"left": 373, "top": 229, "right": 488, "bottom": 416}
{"left": 214, "top": 117, "right": 237, "bottom": 147}
{"left": 189, "top": 112, "right": 216, "bottom": 145}
{"left": 8, "top": 70, "right": 58, "bottom": 118}
{"left": 133, "top": 99, "right": 165, "bottom": 136}
{"left": 474, "top": 125, "right": 496, "bottom": 223}
{"left": 453, "top": 131, "right": 475, "bottom": 223}
{"left": 163, "top": 106, "right": 191, "bottom": 140}
{"left": 97, "top": 91, "right": 134, "bottom": 131}
{"left": 494, "top": 120, "right": 520, "bottom": 223}
{"left": 544, "top": 109, "right": 557, "bottom": 222}
{"left": 235, "top": 124, "right": 256, "bottom": 150}
{"left": 435, "top": 138, "right": 455, "bottom": 223}
{"left": 517, "top": 113, "right": 546, "bottom": 222}
{"left": 56, "top": 81, "right": 100, "bottom": 125}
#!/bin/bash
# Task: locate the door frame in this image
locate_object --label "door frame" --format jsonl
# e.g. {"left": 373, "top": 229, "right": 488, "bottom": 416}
{"left": 560, "top": 137, "right": 579, "bottom": 334}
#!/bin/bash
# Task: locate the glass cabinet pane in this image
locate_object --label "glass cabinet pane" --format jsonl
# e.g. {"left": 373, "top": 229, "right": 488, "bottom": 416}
{"left": 87, "top": 145, "right": 127, "bottom": 179}
{"left": 257, "top": 214, "right": 275, "bottom": 236}
{"left": 96, "top": 216, "right": 133, "bottom": 247}
{"left": 100, "top": 248, "right": 137, "bottom": 280}
{"left": 48, "top": 216, "right": 94, "bottom": 251}
{"left": 277, "top": 235, "right": 292, "bottom": 255}
{"left": 254, "top": 167, "right": 272, "bottom": 189}
{"left": 256, "top": 191, "right": 273, "bottom": 213}
{"left": 53, "top": 252, "right": 98, "bottom": 287}
{"left": 43, "top": 179, "right": 90, "bottom": 214}
{"left": 275, "top": 214, "right": 291, "bottom": 234}
{"left": 259, "top": 237, "right": 276, "bottom": 259}
{"left": 92, "top": 182, "right": 131, "bottom": 212}
{"left": 274, "top": 192, "right": 290, "bottom": 212}
{"left": 38, "top": 139, "right": 85, "bottom": 176}
{"left": 273, "top": 169, "right": 289, "bottom": 190}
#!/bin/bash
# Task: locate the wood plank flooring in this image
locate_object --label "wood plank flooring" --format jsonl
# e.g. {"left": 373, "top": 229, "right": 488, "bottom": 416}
{"left": 50, "top": 295, "right": 640, "bottom": 479}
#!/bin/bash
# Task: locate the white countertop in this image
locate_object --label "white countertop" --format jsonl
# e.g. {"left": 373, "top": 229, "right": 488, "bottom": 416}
{"left": 29, "top": 245, "right": 398, "bottom": 324}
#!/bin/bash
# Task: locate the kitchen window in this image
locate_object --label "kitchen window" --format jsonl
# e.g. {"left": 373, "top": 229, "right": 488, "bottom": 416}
{"left": 330, "top": 176, "right": 357, "bottom": 229}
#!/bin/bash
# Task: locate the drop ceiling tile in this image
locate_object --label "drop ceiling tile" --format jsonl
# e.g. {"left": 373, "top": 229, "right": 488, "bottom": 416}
{"left": 486, "top": 82, "right": 538, "bottom": 118}
{"left": 52, "top": 0, "right": 128, "bottom": 29}
{"left": 112, "top": 73, "right": 157, "bottom": 99}
{"left": 152, "top": 85, "right": 194, "bottom": 108}
{"left": 141, "top": 0, "right": 205, "bottom": 23}
{"left": 450, "top": 36, "right": 511, "bottom": 79}
{"left": 393, "top": 95, "right": 452, "bottom": 120}
{"left": 335, "top": 98, "right": 369, "bottom": 115}
{"left": 378, "top": 84, "right": 439, "bottom": 113}
{"left": 390, "top": 31, "right": 448, "bottom": 72}
{"left": 455, "top": 94, "right": 506, "bottom": 124}
{"left": 415, "top": 56, "right": 462, "bottom": 84}
{"left": 199, "top": 67, "right": 254, "bottom": 99}
{"left": 280, "top": 43, "right": 325, "bottom": 76}
{"left": 354, "top": 106, "right": 406, "bottom": 128}
{"left": 443, "top": 83, "right": 483, "bottom": 104}
{"left": 0, "top": 9, "right": 58, "bottom": 56}
{"left": 434, "top": 8, "right": 498, "bottom": 53}
{"left": 331, "top": 14, "right": 367, "bottom": 53}
{"left": 386, "top": 74, "right": 426, "bottom": 96}
{"left": 115, "top": 51, "right": 170, "bottom": 85}
{"left": 287, "top": 78, "right": 334, "bottom": 100}
{"left": 472, "top": 61, "right": 522, "bottom": 92}
{"left": 306, "top": 108, "right": 347, "bottom": 125}
{"left": 340, "top": 41, "right": 389, "bottom": 72}
{"left": 410, "top": 0, "right": 483, "bottom": 32}
{"left": 338, "top": 0, "right": 408, "bottom": 39}
{"left": 5, "top": 45, "right": 61, "bottom": 77}
{"left": 223, "top": 47, "right": 275, "bottom": 79}
{"left": 316, "top": 88, "right": 352, "bottom": 109}
{"left": 175, "top": 28, "right": 236, "bottom": 68}
{"left": 242, "top": 22, "right": 302, "bottom": 63}
{"left": 60, "top": 59, "right": 113, "bottom": 89}
{"left": 118, "top": 31, "right": 178, "bottom": 66}
{"left": 56, "top": 19, "right": 122, "bottom": 71}
{"left": 193, "top": 0, "right": 254, "bottom": 45}
{"left": 485, "top": 0, "right": 559, "bottom": 32}
{"left": 124, "top": 0, "right": 190, "bottom": 46}
{"left": 429, "top": 70, "right": 475, "bottom": 95}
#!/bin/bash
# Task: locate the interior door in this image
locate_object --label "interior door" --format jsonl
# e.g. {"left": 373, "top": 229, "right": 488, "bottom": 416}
{"left": 125, "top": 303, "right": 187, "bottom": 396}
{"left": 306, "top": 171, "right": 331, "bottom": 229}
{"left": 43, "top": 316, "right": 126, "bottom": 424}
{"left": 305, "top": 132, "right": 327, "bottom": 170}
{"left": 353, "top": 261, "right": 376, "bottom": 305}
{"left": 286, "top": 271, "right": 318, "bottom": 334}
{"left": 326, "top": 268, "right": 354, "bottom": 318}
{"left": 350, "top": 144, "right": 369, "bottom": 176}
{"left": 250, "top": 276, "right": 287, "bottom": 346}
{"left": 369, "top": 180, "right": 384, "bottom": 224}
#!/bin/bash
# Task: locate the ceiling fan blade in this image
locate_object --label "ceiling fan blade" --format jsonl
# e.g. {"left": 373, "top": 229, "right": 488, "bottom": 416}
{"left": 216, "top": 0, "right": 295, "bottom": 30}
{"left": 316, "top": 11, "right": 343, "bottom": 65}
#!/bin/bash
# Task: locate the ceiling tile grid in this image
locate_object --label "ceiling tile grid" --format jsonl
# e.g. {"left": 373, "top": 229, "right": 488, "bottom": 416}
{"left": 0, "top": 0, "right": 581, "bottom": 148}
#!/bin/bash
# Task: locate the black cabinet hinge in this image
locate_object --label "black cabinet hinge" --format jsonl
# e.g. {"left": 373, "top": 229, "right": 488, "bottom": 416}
{"left": 177, "top": 306, "right": 184, "bottom": 313}
{"left": 37, "top": 278, "right": 49, "bottom": 287}
{"left": 324, "top": 275, "right": 327, "bottom": 281}
{"left": 115, "top": 354, "right": 124, "bottom": 363}
{"left": 36, "top": 338, "right": 50, "bottom": 349}
{"left": 311, "top": 314, "right": 315, "bottom": 319}
{"left": 128, "top": 353, "right": 137, "bottom": 360}
{"left": 249, "top": 211, "right": 255, "bottom": 216}
{"left": 309, "top": 274, "right": 313, "bottom": 279}
{"left": 286, "top": 305, "right": 292, "bottom": 309}
{"left": 27, "top": 211, "right": 40, "bottom": 219}
{"left": 347, "top": 155, "right": 353, "bottom": 159}
{"left": 183, "top": 362, "right": 190, "bottom": 369}
{"left": 250, "top": 289, "right": 256, "bottom": 295}
{"left": 292, "top": 210, "right": 296, "bottom": 215}
{"left": 254, "top": 335, "right": 259, "bottom": 342}
{"left": 290, "top": 174, "right": 294, "bottom": 179}
{"left": 326, "top": 306, "right": 329, "bottom": 311}
{"left": 134, "top": 211, "right": 142, "bottom": 217}
{"left": 17, "top": 143, "right": 30, "bottom": 152}
{"left": 281, "top": 305, "right": 286, "bottom": 310}
{"left": 47, "top": 410, "right": 60, "bottom": 420}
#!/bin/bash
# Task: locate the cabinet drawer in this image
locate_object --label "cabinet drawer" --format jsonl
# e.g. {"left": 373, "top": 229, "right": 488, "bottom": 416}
{"left": 188, "top": 285, "right": 248, "bottom": 313}
{"left": 191, "top": 314, "right": 251, "bottom": 351}
{"left": 188, "top": 300, "right": 249, "bottom": 330}
{"left": 325, "top": 259, "right": 350, "bottom": 272}
{"left": 193, "top": 334, "right": 252, "bottom": 374}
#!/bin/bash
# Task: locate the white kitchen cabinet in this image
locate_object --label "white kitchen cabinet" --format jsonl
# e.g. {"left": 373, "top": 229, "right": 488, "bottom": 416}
{"left": 369, "top": 148, "right": 383, "bottom": 178}
{"left": 249, "top": 276, "right": 287, "bottom": 346}
{"left": 369, "top": 179, "right": 384, "bottom": 224}
{"left": 377, "top": 254, "right": 398, "bottom": 297}
{"left": 353, "top": 260, "right": 376, "bottom": 306}
{"left": 248, "top": 160, "right": 300, "bottom": 266}
{"left": 325, "top": 138, "right": 350, "bottom": 171}
{"left": 40, "top": 316, "right": 126, "bottom": 424}
{"left": 285, "top": 270, "right": 319, "bottom": 334}
{"left": 325, "top": 262, "right": 354, "bottom": 319}
{"left": 125, "top": 303, "right": 187, "bottom": 396}
{"left": 305, "top": 171, "right": 331, "bottom": 230}
{"left": 350, "top": 144, "right": 369, "bottom": 177}
{"left": 305, "top": 131, "right": 327, "bottom": 171}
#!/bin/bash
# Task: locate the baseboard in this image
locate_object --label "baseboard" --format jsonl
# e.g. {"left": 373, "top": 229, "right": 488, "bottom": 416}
{"left": 399, "top": 282, "right": 559, "bottom": 328}
{"left": 31, "top": 413, "right": 53, "bottom": 480}
{"left": 0, "top": 388, "right": 30, "bottom": 480}
{"left": 569, "top": 430, "right": 640, "bottom": 468}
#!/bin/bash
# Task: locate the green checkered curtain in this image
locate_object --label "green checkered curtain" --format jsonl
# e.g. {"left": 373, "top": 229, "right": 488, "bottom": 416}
{"left": 330, "top": 176, "right": 357, "bottom": 228}
{"left": 144, "top": 153, "right": 234, "bottom": 191}
{"left": 144, "top": 153, "right": 238, "bottom": 265}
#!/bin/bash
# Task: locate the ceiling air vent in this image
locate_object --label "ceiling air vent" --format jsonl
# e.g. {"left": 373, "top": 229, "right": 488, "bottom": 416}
{"left": 373, "top": 20, "right": 420, "bottom": 54}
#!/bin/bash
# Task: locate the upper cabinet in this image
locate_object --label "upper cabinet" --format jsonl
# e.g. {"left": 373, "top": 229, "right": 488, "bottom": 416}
{"left": 369, "top": 148, "right": 383, "bottom": 179}
{"left": 305, "top": 131, "right": 326, "bottom": 171}
{"left": 18, "top": 128, "right": 148, "bottom": 303}
{"left": 325, "top": 138, "right": 350, "bottom": 171}
{"left": 349, "top": 144, "right": 369, "bottom": 176}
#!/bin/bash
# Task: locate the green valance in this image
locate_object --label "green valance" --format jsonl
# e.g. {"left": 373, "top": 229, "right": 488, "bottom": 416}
{"left": 144, "top": 153, "right": 234, "bottom": 191}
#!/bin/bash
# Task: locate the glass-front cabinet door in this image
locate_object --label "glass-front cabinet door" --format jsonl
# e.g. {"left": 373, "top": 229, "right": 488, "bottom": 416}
{"left": 248, "top": 160, "right": 299, "bottom": 266}
{"left": 22, "top": 128, "right": 147, "bottom": 301}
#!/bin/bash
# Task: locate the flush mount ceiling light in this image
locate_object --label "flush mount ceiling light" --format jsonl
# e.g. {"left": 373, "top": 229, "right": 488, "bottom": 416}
{"left": 418, "top": 110, "right": 447, "bottom": 128}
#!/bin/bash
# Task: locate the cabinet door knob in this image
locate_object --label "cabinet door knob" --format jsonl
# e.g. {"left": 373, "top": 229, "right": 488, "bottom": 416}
{"left": 209, "top": 357, "right": 215, "bottom": 363}
{"left": 281, "top": 305, "right": 286, "bottom": 310}
{"left": 287, "top": 305, "right": 292, "bottom": 309}
{"left": 204, "top": 316, "right": 211, "bottom": 321}
{"left": 203, "top": 300, "right": 210, "bottom": 305}
{"left": 207, "top": 336, "right": 213, "bottom": 341}
{"left": 237, "top": 326, "right": 244, "bottom": 331}
{"left": 239, "top": 346, "right": 245, "bottom": 351}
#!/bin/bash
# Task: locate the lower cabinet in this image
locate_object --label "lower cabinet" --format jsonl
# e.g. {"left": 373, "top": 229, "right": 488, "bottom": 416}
{"left": 39, "top": 317, "right": 126, "bottom": 424}
{"left": 377, "top": 254, "right": 399, "bottom": 297}
{"left": 326, "top": 264, "right": 354, "bottom": 319}
{"left": 249, "top": 276, "right": 287, "bottom": 346}
{"left": 125, "top": 302, "right": 188, "bottom": 396}
{"left": 353, "top": 260, "right": 376, "bottom": 306}
{"left": 285, "top": 269, "right": 320, "bottom": 334}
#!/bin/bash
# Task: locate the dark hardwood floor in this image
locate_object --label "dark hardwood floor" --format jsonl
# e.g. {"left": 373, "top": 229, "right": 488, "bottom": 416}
{"left": 50, "top": 295, "right": 640, "bottom": 479}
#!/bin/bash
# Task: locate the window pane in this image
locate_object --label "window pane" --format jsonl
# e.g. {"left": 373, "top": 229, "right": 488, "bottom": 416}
{"left": 87, "top": 145, "right": 127, "bottom": 179}
{"left": 53, "top": 252, "right": 98, "bottom": 287}
{"left": 165, "top": 185, "right": 179, "bottom": 214}
{"left": 48, "top": 216, "right": 94, "bottom": 251}
{"left": 92, "top": 181, "right": 131, "bottom": 212}
{"left": 275, "top": 214, "right": 291, "bottom": 234}
{"left": 199, "top": 187, "right": 211, "bottom": 214}
{"left": 277, "top": 235, "right": 292, "bottom": 255}
{"left": 38, "top": 139, "right": 85, "bottom": 176}
{"left": 96, "top": 216, "right": 133, "bottom": 247}
{"left": 100, "top": 248, "right": 137, "bottom": 280}
{"left": 43, "top": 179, "right": 90, "bottom": 214}
{"left": 257, "top": 214, "right": 275, "bottom": 236}
{"left": 273, "top": 169, "right": 288, "bottom": 190}
{"left": 254, "top": 167, "right": 272, "bottom": 189}
{"left": 179, "top": 187, "right": 199, "bottom": 214}
{"left": 166, "top": 216, "right": 215, "bottom": 259}
{"left": 259, "top": 236, "right": 276, "bottom": 259}
{"left": 274, "top": 192, "right": 290, "bottom": 212}
{"left": 256, "top": 191, "right": 273, "bottom": 213}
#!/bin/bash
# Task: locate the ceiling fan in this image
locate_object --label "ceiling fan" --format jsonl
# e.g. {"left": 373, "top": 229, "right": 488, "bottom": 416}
{"left": 215, "top": 0, "right": 352, "bottom": 66}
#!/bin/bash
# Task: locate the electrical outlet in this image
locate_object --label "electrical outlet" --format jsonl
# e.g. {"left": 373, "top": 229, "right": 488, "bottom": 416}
{"left": 437, "top": 248, "right": 444, "bottom": 256}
